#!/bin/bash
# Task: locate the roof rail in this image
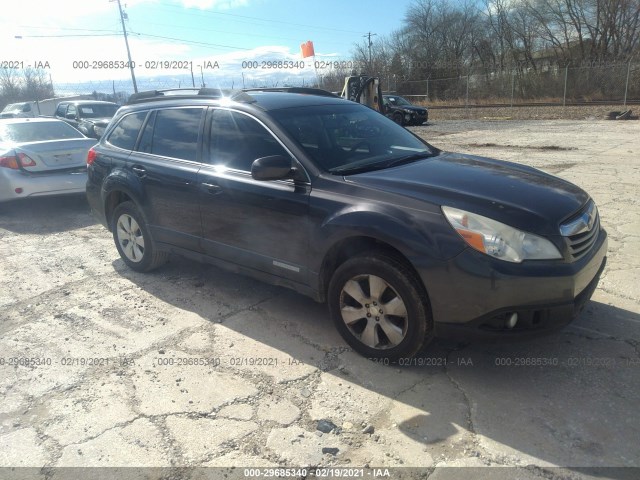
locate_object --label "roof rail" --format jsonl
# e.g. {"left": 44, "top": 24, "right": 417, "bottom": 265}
{"left": 126, "top": 88, "right": 254, "bottom": 105}
{"left": 242, "top": 87, "right": 338, "bottom": 98}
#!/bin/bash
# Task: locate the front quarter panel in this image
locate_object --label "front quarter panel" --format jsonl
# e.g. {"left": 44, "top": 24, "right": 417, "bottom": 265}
{"left": 308, "top": 176, "right": 467, "bottom": 275}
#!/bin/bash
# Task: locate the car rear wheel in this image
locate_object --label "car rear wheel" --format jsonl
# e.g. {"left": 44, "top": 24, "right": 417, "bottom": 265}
{"left": 112, "top": 201, "right": 168, "bottom": 272}
{"left": 328, "top": 253, "right": 433, "bottom": 360}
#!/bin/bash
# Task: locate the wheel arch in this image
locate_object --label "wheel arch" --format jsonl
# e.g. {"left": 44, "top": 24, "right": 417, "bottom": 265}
{"left": 102, "top": 172, "right": 146, "bottom": 230}
{"left": 104, "top": 189, "right": 134, "bottom": 230}
{"left": 318, "top": 235, "right": 430, "bottom": 306}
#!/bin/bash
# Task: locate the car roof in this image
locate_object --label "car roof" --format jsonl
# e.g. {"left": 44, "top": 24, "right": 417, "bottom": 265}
{"left": 59, "top": 100, "right": 119, "bottom": 106}
{"left": 248, "top": 92, "right": 348, "bottom": 110}
{"left": 0, "top": 117, "right": 68, "bottom": 125}
{"left": 3, "top": 102, "right": 29, "bottom": 108}
{"left": 120, "top": 89, "right": 347, "bottom": 114}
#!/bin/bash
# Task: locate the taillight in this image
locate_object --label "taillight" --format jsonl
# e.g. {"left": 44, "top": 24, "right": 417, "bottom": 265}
{"left": 17, "top": 153, "right": 36, "bottom": 167}
{"left": 0, "top": 153, "right": 19, "bottom": 169}
{"left": 0, "top": 152, "right": 36, "bottom": 169}
{"left": 0, "top": 157, "right": 18, "bottom": 170}
{"left": 87, "top": 147, "right": 97, "bottom": 166}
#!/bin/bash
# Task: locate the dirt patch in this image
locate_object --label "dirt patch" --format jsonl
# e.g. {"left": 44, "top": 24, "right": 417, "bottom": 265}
{"left": 468, "top": 143, "right": 577, "bottom": 151}
{"left": 429, "top": 104, "right": 638, "bottom": 121}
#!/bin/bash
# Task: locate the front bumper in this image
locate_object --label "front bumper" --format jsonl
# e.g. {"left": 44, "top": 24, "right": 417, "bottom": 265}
{"left": 419, "top": 228, "right": 608, "bottom": 337}
{"left": 409, "top": 112, "right": 428, "bottom": 125}
{"left": 0, "top": 167, "right": 87, "bottom": 202}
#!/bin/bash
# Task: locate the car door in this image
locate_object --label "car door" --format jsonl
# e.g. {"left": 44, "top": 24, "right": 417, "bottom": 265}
{"left": 55, "top": 103, "right": 68, "bottom": 122}
{"left": 65, "top": 104, "right": 79, "bottom": 128}
{"left": 198, "top": 108, "right": 311, "bottom": 284}
{"left": 127, "top": 107, "right": 205, "bottom": 252}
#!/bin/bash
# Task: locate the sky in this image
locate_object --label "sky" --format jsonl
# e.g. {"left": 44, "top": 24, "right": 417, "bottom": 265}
{"left": 2, "top": 0, "right": 415, "bottom": 95}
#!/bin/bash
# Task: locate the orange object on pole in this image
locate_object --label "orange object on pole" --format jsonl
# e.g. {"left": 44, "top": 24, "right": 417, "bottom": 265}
{"left": 300, "top": 41, "right": 315, "bottom": 58}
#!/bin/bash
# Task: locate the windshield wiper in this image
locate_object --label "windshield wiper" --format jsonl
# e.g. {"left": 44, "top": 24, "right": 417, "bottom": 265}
{"left": 384, "top": 152, "right": 434, "bottom": 168}
{"left": 331, "top": 152, "right": 434, "bottom": 175}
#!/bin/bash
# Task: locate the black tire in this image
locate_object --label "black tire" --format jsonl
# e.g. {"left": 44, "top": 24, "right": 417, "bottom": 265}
{"left": 111, "top": 201, "right": 168, "bottom": 272}
{"left": 392, "top": 112, "right": 404, "bottom": 126}
{"left": 328, "top": 253, "right": 433, "bottom": 360}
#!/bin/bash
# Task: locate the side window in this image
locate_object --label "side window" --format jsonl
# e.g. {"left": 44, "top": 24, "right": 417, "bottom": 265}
{"left": 67, "top": 105, "right": 77, "bottom": 118}
{"left": 209, "top": 109, "right": 288, "bottom": 172}
{"left": 149, "top": 108, "right": 203, "bottom": 161}
{"left": 106, "top": 111, "right": 147, "bottom": 151}
{"left": 55, "top": 104, "right": 67, "bottom": 117}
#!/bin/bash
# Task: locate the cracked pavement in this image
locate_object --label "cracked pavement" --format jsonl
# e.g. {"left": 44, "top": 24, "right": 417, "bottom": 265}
{"left": 0, "top": 119, "right": 638, "bottom": 479}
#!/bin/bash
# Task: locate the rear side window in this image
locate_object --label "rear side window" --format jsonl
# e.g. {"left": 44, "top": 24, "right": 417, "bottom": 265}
{"left": 106, "top": 111, "right": 147, "bottom": 151}
{"left": 55, "top": 104, "right": 67, "bottom": 117}
{"left": 147, "top": 108, "right": 203, "bottom": 161}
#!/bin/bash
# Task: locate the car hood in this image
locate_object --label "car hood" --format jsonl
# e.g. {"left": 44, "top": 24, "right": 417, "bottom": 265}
{"left": 346, "top": 152, "right": 590, "bottom": 236}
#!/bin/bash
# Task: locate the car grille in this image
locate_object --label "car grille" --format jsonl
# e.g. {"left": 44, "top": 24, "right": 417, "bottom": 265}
{"left": 560, "top": 201, "right": 600, "bottom": 261}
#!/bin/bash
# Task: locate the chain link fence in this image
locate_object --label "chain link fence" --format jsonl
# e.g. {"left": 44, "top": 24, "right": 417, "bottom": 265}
{"left": 398, "top": 62, "right": 639, "bottom": 108}
{"left": 2, "top": 62, "right": 638, "bottom": 113}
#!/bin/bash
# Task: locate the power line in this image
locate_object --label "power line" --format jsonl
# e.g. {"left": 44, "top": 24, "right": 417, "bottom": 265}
{"left": 14, "top": 34, "right": 122, "bottom": 38}
{"left": 16, "top": 25, "right": 121, "bottom": 34}
{"left": 129, "top": 31, "right": 251, "bottom": 51}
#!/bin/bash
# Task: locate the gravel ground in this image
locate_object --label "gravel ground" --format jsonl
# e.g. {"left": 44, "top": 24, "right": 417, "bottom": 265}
{"left": 0, "top": 119, "right": 638, "bottom": 479}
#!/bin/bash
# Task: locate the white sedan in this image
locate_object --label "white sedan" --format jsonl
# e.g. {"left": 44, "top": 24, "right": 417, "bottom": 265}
{"left": 0, "top": 118, "right": 96, "bottom": 202}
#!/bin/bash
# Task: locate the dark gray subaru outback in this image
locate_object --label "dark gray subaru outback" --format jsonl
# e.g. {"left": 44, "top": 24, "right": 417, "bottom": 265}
{"left": 86, "top": 88, "right": 607, "bottom": 360}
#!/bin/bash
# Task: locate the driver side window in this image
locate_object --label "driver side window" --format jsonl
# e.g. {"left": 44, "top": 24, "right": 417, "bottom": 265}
{"left": 209, "top": 109, "right": 288, "bottom": 172}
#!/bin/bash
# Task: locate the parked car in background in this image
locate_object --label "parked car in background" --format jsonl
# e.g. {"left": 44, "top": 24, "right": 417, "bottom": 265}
{"left": 86, "top": 88, "right": 606, "bottom": 360}
{"left": 0, "top": 118, "right": 96, "bottom": 202}
{"left": 1, "top": 102, "right": 38, "bottom": 119}
{"left": 383, "top": 94, "right": 428, "bottom": 126}
{"left": 55, "top": 100, "right": 119, "bottom": 139}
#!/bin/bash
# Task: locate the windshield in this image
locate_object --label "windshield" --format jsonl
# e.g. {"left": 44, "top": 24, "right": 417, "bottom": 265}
{"left": 385, "top": 96, "right": 412, "bottom": 106}
{"left": 2, "top": 103, "right": 26, "bottom": 113}
{"left": 271, "top": 104, "right": 433, "bottom": 174}
{"left": 0, "top": 121, "right": 84, "bottom": 143}
{"left": 78, "top": 104, "right": 119, "bottom": 119}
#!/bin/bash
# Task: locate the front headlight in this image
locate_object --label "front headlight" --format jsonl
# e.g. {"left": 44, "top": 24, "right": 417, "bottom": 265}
{"left": 442, "top": 206, "right": 562, "bottom": 263}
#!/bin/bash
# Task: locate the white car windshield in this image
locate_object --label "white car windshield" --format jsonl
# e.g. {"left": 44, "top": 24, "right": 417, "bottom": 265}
{"left": 0, "top": 121, "right": 84, "bottom": 143}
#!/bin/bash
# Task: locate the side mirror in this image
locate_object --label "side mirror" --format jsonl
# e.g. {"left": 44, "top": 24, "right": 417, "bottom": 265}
{"left": 251, "top": 155, "right": 293, "bottom": 181}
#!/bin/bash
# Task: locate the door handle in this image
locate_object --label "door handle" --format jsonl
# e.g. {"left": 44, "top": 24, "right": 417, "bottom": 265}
{"left": 201, "top": 182, "right": 222, "bottom": 194}
{"left": 131, "top": 165, "right": 147, "bottom": 177}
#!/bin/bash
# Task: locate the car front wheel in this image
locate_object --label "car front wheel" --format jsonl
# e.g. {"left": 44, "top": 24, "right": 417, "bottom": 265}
{"left": 112, "top": 201, "right": 168, "bottom": 272}
{"left": 392, "top": 112, "right": 404, "bottom": 126}
{"left": 328, "top": 253, "right": 433, "bottom": 360}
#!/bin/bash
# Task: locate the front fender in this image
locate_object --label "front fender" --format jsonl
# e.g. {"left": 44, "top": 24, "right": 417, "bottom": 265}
{"left": 310, "top": 203, "right": 464, "bottom": 273}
